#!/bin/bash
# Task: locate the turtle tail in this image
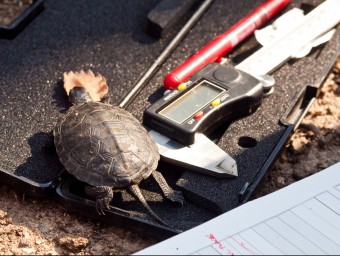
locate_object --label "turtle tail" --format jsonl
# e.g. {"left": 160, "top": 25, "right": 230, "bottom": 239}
{"left": 128, "top": 184, "right": 170, "bottom": 228}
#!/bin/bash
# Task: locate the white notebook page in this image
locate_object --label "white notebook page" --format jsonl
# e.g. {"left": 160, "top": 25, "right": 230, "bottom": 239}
{"left": 135, "top": 162, "right": 340, "bottom": 255}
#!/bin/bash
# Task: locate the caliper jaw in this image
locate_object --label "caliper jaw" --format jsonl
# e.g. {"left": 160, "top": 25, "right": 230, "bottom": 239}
{"left": 148, "top": 129, "right": 238, "bottom": 178}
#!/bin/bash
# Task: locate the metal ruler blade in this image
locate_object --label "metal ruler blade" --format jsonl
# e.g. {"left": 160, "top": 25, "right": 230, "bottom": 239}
{"left": 236, "top": 0, "right": 340, "bottom": 76}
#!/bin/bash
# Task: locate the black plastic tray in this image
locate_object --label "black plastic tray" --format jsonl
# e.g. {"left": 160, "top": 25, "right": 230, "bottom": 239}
{"left": 0, "top": 0, "right": 339, "bottom": 238}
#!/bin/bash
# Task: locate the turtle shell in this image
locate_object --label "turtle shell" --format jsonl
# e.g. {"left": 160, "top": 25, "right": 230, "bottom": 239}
{"left": 54, "top": 102, "right": 160, "bottom": 187}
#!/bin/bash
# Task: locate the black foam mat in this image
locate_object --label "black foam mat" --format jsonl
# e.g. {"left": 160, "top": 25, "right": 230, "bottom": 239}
{"left": 0, "top": 0, "right": 339, "bottom": 234}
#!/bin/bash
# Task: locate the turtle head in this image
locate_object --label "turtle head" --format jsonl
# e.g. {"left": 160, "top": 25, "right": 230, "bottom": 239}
{"left": 69, "top": 87, "right": 92, "bottom": 105}
{"left": 63, "top": 70, "right": 109, "bottom": 105}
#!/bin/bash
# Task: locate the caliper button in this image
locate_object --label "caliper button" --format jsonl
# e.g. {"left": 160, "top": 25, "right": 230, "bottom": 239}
{"left": 177, "top": 83, "right": 187, "bottom": 91}
{"left": 211, "top": 98, "right": 221, "bottom": 107}
{"left": 213, "top": 66, "right": 240, "bottom": 83}
{"left": 194, "top": 111, "right": 204, "bottom": 119}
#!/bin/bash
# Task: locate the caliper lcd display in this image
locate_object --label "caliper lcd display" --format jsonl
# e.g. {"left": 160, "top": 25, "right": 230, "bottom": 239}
{"left": 159, "top": 80, "right": 225, "bottom": 124}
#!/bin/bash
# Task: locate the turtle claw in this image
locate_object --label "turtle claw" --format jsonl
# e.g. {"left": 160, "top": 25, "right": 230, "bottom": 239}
{"left": 165, "top": 190, "right": 185, "bottom": 205}
{"left": 95, "top": 198, "right": 111, "bottom": 215}
{"left": 85, "top": 185, "right": 114, "bottom": 215}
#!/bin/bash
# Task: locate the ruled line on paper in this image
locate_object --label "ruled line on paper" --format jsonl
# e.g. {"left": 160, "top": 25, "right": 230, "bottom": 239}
{"left": 254, "top": 222, "right": 303, "bottom": 255}
{"left": 303, "top": 198, "right": 340, "bottom": 230}
{"left": 229, "top": 235, "right": 260, "bottom": 255}
{"left": 279, "top": 210, "right": 338, "bottom": 255}
{"left": 196, "top": 245, "right": 221, "bottom": 255}
{"left": 293, "top": 204, "right": 340, "bottom": 246}
{"left": 316, "top": 192, "right": 340, "bottom": 216}
{"left": 239, "top": 228, "right": 282, "bottom": 255}
{"left": 212, "top": 239, "right": 238, "bottom": 256}
{"left": 204, "top": 233, "right": 236, "bottom": 255}
{"left": 265, "top": 215, "right": 325, "bottom": 255}
{"left": 335, "top": 184, "right": 340, "bottom": 193}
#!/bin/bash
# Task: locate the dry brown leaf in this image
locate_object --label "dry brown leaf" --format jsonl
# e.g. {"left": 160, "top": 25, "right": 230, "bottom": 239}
{"left": 63, "top": 70, "right": 109, "bottom": 102}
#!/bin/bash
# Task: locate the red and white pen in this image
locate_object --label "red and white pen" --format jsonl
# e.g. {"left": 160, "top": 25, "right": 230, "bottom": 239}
{"left": 163, "top": 0, "right": 291, "bottom": 90}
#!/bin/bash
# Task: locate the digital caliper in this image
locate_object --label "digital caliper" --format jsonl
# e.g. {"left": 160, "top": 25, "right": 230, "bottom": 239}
{"left": 144, "top": 0, "right": 340, "bottom": 178}
{"left": 144, "top": 63, "right": 270, "bottom": 146}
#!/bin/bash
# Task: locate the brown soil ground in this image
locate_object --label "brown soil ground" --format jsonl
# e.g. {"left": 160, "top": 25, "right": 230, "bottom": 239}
{"left": 0, "top": 1, "right": 339, "bottom": 255}
{"left": 254, "top": 61, "right": 340, "bottom": 198}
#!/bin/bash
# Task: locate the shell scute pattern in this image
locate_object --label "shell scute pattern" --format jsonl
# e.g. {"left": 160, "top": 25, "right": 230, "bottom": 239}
{"left": 60, "top": 107, "right": 87, "bottom": 136}
{"left": 54, "top": 102, "right": 159, "bottom": 187}
{"left": 69, "top": 137, "right": 96, "bottom": 166}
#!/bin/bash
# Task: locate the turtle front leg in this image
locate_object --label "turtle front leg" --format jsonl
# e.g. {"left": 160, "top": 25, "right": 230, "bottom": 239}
{"left": 152, "top": 170, "right": 185, "bottom": 205}
{"left": 84, "top": 185, "right": 113, "bottom": 215}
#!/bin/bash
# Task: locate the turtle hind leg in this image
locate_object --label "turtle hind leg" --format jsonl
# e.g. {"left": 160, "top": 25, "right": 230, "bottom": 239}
{"left": 128, "top": 185, "right": 171, "bottom": 228}
{"left": 152, "top": 170, "right": 185, "bottom": 205}
{"left": 85, "top": 185, "right": 113, "bottom": 215}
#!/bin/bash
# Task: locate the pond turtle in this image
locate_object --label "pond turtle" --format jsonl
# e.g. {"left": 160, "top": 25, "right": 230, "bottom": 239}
{"left": 54, "top": 70, "right": 184, "bottom": 226}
